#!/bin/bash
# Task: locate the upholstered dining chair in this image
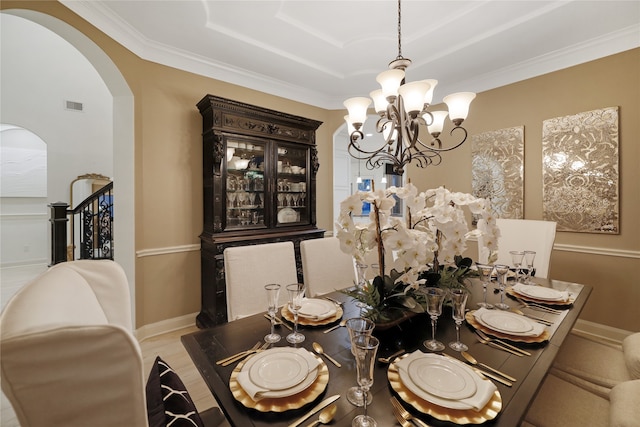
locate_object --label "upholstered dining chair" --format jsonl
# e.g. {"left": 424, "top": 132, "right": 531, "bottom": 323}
{"left": 224, "top": 241, "right": 298, "bottom": 321}
{"left": 0, "top": 260, "right": 226, "bottom": 427}
{"left": 478, "top": 218, "right": 557, "bottom": 278}
{"left": 300, "top": 237, "right": 356, "bottom": 296}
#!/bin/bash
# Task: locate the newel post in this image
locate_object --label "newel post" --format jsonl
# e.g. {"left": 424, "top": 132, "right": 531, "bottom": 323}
{"left": 49, "top": 202, "right": 69, "bottom": 265}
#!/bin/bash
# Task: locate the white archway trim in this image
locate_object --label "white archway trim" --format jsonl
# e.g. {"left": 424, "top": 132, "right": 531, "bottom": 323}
{"left": 3, "top": 9, "right": 136, "bottom": 323}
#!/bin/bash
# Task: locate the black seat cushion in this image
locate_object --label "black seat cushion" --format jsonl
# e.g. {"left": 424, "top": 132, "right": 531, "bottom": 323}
{"left": 146, "top": 356, "right": 205, "bottom": 427}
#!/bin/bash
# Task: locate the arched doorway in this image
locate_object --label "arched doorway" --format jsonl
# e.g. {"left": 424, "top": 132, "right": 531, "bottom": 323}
{"left": 0, "top": 10, "right": 135, "bottom": 311}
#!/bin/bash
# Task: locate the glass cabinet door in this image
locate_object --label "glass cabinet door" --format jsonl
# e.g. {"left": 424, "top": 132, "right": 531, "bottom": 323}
{"left": 225, "top": 138, "right": 266, "bottom": 229}
{"left": 276, "top": 143, "right": 308, "bottom": 225}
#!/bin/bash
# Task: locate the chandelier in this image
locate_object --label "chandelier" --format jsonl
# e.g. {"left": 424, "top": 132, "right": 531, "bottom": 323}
{"left": 344, "top": 0, "right": 476, "bottom": 176}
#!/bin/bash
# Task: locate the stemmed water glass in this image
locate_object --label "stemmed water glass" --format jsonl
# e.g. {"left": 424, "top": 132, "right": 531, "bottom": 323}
{"left": 510, "top": 251, "right": 525, "bottom": 282}
{"left": 346, "top": 317, "right": 375, "bottom": 407}
{"left": 354, "top": 263, "right": 368, "bottom": 310}
{"left": 448, "top": 289, "right": 469, "bottom": 352}
{"left": 423, "top": 287, "right": 446, "bottom": 351}
{"left": 264, "top": 284, "right": 281, "bottom": 343}
{"left": 286, "top": 283, "right": 305, "bottom": 344}
{"left": 475, "top": 263, "right": 494, "bottom": 309}
{"left": 494, "top": 264, "right": 511, "bottom": 310}
{"left": 524, "top": 251, "right": 536, "bottom": 284}
{"left": 351, "top": 335, "right": 379, "bottom": 427}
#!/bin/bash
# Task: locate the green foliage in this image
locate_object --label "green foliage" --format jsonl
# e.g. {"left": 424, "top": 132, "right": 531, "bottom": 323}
{"left": 342, "top": 269, "right": 426, "bottom": 322}
{"left": 343, "top": 256, "right": 478, "bottom": 322}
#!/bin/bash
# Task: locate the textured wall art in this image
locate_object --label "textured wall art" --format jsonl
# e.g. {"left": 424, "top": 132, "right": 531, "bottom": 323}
{"left": 471, "top": 126, "right": 524, "bottom": 219}
{"left": 542, "top": 106, "right": 619, "bottom": 233}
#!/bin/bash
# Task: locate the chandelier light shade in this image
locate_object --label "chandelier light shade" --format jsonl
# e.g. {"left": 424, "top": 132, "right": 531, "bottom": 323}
{"left": 344, "top": 0, "right": 476, "bottom": 175}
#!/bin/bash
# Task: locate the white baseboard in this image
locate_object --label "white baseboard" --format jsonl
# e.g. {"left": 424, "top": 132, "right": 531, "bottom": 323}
{"left": 135, "top": 312, "right": 199, "bottom": 342}
{"left": 572, "top": 319, "right": 633, "bottom": 345}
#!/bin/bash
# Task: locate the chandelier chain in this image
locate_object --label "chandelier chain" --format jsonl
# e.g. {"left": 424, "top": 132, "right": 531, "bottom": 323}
{"left": 396, "top": 0, "right": 403, "bottom": 60}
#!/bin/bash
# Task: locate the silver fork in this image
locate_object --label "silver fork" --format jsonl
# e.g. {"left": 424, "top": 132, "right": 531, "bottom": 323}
{"left": 476, "top": 330, "right": 531, "bottom": 356}
{"left": 516, "top": 297, "right": 562, "bottom": 314}
{"left": 391, "top": 396, "right": 432, "bottom": 427}
{"left": 216, "top": 341, "right": 260, "bottom": 365}
{"left": 392, "top": 406, "right": 413, "bottom": 427}
{"left": 220, "top": 342, "right": 269, "bottom": 366}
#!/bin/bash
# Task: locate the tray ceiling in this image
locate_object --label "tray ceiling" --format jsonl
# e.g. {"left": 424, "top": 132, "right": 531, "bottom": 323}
{"left": 60, "top": 1, "right": 639, "bottom": 109}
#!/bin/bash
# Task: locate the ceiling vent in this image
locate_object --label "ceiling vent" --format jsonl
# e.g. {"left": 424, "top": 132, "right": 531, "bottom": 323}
{"left": 65, "top": 100, "right": 84, "bottom": 112}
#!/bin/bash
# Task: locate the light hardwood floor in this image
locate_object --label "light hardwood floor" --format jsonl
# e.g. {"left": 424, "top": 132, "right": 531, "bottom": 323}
{"left": 1, "top": 325, "right": 225, "bottom": 427}
{"left": 139, "top": 325, "right": 222, "bottom": 416}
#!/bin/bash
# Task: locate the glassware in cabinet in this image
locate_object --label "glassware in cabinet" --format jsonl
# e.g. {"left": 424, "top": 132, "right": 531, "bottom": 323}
{"left": 276, "top": 143, "right": 308, "bottom": 225}
{"left": 225, "top": 138, "right": 266, "bottom": 229}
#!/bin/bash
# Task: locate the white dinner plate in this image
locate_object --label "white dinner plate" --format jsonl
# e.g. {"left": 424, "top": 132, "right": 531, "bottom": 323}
{"left": 248, "top": 351, "right": 308, "bottom": 390}
{"left": 477, "top": 310, "right": 534, "bottom": 334}
{"left": 277, "top": 208, "right": 297, "bottom": 223}
{"left": 241, "top": 348, "right": 319, "bottom": 399}
{"left": 515, "top": 286, "right": 566, "bottom": 301}
{"left": 407, "top": 354, "right": 477, "bottom": 400}
{"left": 298, "top": 298, "right": 335, "bottom": 319}
{"left": 398, "top": 355, "right": 482, "bottom": 410}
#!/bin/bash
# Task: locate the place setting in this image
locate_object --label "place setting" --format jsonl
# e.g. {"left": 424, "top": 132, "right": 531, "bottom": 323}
{"left": 466, "top": 306, "right": 550, "bottom": 344}
{"left": 387, "top": 350, "right": 503, "bottom": 424}
{"left": 280, "top": 285, "right": 344, "bottom": 328}
{"left": 385, "top": 287, "right": 504, "bottom": 425}
{"left": 228, "top": 283, "right": 331, "bottom": 412}
{"left": 507, "top": 282, "right": 574, "bottom": 307}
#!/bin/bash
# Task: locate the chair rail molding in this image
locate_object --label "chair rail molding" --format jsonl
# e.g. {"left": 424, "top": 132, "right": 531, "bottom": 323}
{"left": 136, "top": 244, "right": 200, "bottom": 258}
{"left": 553, "top": 243, "right": 640, "bottom": 259}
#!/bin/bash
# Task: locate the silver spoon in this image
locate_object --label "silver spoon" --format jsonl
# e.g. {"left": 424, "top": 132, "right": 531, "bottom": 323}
{"left": 307, "top": 404, "right": 337, "bottom": 426}
{"left": 461, "top": 351, "right": 517, "bottom": 382}
{"left": 323, "top": 318, "right": 347, "bottom": 334}
{"left": 378, "top": 349, "right": 405, "bottom": 364}
{"left": 312, "top": 342, "right": 341, "bottom": 367}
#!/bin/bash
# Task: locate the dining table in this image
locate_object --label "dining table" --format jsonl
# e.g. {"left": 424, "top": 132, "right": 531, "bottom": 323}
{"left": 181, "top": 277, "right": 591, "bottom": 426}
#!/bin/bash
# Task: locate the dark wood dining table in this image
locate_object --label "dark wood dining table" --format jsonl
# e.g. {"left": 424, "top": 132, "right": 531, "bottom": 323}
{"left": 182, "top": 278, "right": 591, "bottom": 426}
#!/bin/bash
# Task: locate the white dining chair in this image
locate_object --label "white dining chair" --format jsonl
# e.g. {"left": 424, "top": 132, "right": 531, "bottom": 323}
{"left": 0, "top": 260, "right": 226, "bottom": 427}
{"left": 478, "top": 218, "right": 557, "bottom": 278}
{"left": 300, "top": 237, "right": 356, "bottom": 296}
{"left": 224, "top": 241, "right": 298, "bottom": 321}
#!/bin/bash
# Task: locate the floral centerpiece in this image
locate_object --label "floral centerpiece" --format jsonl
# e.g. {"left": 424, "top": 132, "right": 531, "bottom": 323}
{"left": 336, "top": 183, "right": 499, "bottom": 323}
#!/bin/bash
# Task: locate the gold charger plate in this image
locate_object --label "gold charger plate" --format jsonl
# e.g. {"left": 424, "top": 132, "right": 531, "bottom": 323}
{"left": 281, "top": 304, "right": 343, "bottom": 326}
{"left": 507, "top": 287, "right": 573, "bottom": 307}
{"left": 466, "top": 311, "right": 550, "bottom": 343}
{"left": 229, "top": 353, "right": 329, "bottom": 412}
{"left": 388, "top": 354, "right": 502, "bottom": 424}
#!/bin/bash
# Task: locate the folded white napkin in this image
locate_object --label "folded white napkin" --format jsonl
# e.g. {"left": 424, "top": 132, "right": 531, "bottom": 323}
{"left": 396, "top": 351, "right": 497, "bottom": 411}
{"left": 297, "top": 298, "right": 337, "bottom": 321}
{"left": 236, "top": 348, "right": 320, "bottom": 401}
{"left": 512, "top": 283, "right": 569, "bottom": 301}
{"left": 473, "top": 307, "right": 545, "bottom": 337}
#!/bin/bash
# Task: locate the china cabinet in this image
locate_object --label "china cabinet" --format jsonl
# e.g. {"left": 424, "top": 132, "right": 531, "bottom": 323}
{"left": 196, "top": 95, "right": 325, "bottom": 327}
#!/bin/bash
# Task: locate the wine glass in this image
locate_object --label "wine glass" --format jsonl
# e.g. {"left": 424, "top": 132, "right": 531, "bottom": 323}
{"left": 494, "top": 264, "right": 511, "bottom": 310}
{"left": 448, "top": 289, "right": 469, "bottom": 352}
{"left": 264, "top": 284, "right": 281, "bottom": 343}
{"left": 510, "top": 251, "right": 525, "bottom": 282}
{"left": 351, "top": 335, "right": 379, "bottom": 427}
{"left": 423, "top": 287, "right": 446, "bottom": 351}
{"left": 346, "top": 317, "right": 375, "bottom": 407}
{"left": 524, "top": 251, "right": 536, "bottom": 284}
{"left": 286, "top": 283, "right": 305, "bottom": 344}
{"left": 475, "top": 263, "right": 494, "bottom": 309}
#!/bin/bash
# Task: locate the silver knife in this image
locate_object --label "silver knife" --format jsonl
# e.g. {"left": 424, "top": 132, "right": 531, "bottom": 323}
{"left": 474, "top": 368, "right": 513, "bottom": 387}
{"left": 288, "top": 394, "right": 340, "bottom": 427}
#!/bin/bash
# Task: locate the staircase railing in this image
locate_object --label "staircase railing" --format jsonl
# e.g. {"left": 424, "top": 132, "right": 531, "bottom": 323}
{"left": 49, "top": 182, "right": 114, "bottom": 265}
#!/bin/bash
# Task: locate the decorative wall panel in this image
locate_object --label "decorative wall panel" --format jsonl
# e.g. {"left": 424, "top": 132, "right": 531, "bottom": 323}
{"left": 471, "top": 126, "right": 524, "bottom": 219}
{"left": 542, "top": 107, "right": 619, "bottom": 233}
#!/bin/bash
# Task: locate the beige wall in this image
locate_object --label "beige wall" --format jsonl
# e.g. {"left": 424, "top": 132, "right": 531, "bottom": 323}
{"left": 406, "top": 49, "right": 640, "bottom": 331}
{"left": 3, "top": 2, "right": 638, "bottom": 332}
